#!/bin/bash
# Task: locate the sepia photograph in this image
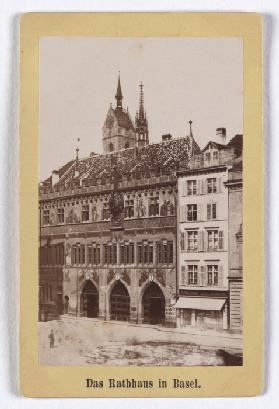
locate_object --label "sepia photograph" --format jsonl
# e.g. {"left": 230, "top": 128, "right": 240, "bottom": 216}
{"left": 38, "top": 36, "right": 243, "bottom": 367}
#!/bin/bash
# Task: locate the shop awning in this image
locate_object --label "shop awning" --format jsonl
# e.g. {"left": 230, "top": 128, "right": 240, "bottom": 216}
{"left": 174, "top": 297, "right": 226, "bottom": 311}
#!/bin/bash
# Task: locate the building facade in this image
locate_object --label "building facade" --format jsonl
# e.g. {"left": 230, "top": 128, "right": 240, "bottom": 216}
{"left": 226, "top": 145, "right": 243, "bottom": 333}
{"left": 175, "top": 133, "right": 243, "bottom": 331}
{"left": 39, "top": 77, "right": 200, "bottom": 326}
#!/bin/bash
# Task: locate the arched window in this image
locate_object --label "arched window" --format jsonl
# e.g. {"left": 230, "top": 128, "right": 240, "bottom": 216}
{"left": 109, "top": 142, "right": 114, "bottom": 152}
{"left": 125, "top": 142, "right": 129, "bottom": 149}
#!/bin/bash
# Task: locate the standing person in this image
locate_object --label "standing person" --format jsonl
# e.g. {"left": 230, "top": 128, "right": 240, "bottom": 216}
{"left": 48, "top": 329, "right": 55, "bottom": 348}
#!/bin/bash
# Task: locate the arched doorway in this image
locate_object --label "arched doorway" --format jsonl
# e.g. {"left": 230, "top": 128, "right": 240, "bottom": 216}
{"left": 110, "top": 281, "right": 130, "bottom": 321}
{"left": 80, "top": 280, "right": 99, "bottom": 318}
{"left": 142, "top": 282, "right": 165, "bottom": 325}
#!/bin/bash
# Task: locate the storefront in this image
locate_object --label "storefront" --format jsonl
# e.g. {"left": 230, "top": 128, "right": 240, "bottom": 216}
{"left": 175, "top": 297, "right": 228, "bottom": 331}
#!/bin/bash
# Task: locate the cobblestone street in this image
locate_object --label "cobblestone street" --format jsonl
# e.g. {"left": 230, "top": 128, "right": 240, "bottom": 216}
{"left": 39, "top": 317, "right": 242, "bottom": 366}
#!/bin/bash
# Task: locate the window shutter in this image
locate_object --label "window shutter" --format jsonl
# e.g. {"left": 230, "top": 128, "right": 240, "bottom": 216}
{"left": 219, "top": 265, "right": 224, "bottom": 287}
{"left": 180, "top": 205, "right": 185, "bottom": 222}
{"left": 207, "top": 204, "right": 211, "bottom": 220}
{"left": 198, "top": 231, "right": 204, "bottom": 251}
{"left": 218, "top": 177, "right": 223, "bottom": 193}
{"left": 197, "top": 179, "right": 201, "bottom": 195}
{"left": 180, "top": 231, "right": 185, "bottom": 251}
{"left": 200, "top": 265, "right": 205, "bottom": 286}
{"left": 201, "top": 180, "right": 205, "bottom": 195}
{"left": 219, "top": 230, "right": 224, "bottom": 250}
{"left": 184, "top": 181, "right": 187, "bottom": 196}
{"left": 200, "top": 265, "right": 206, "bottom": 286}
{"left": 214, "top": 203, "right": 217, "bottom": 219}
{"left": 198, "top": 204, "right": 202, "bottom": 221}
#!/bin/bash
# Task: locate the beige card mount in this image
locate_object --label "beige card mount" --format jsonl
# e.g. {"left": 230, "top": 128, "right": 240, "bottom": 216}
{"left": 20, "top": 12, "right": 263, "bottom": 397}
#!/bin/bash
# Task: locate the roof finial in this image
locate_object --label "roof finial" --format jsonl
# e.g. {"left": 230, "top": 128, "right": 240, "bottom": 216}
{"left": 115, "top": 72, "right": 123, "bottom": 109}
{"left": 76, "top": 138, "right": 80, "bottom": 163}
{"left": 189, "top": 120, "right": 193, "bottom": 137}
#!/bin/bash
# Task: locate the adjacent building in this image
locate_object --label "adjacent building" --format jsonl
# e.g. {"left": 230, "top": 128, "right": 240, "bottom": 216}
{"left": 175, "top": 130, "right": 243, "bottom": 331}
{"left": 225, "top": 137, "right": 243, "bottom": 333}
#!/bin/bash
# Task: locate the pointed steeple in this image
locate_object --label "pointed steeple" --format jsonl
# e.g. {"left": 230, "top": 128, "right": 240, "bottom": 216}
{"left": 188, "top": 120, "right": 194, "bottom": 162}
{"left": 135, "top": 81, "right": 149, "bottom": 147}
{"left": 115, "top": 73, "right": 123, "bottom": 109}
{"left": 139, "top": 81, "right": 144, "bottom": 119}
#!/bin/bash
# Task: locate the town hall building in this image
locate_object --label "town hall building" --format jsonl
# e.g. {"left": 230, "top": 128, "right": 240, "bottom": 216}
{"left": 39, "top": 76, "right": 199, "bottom": 326}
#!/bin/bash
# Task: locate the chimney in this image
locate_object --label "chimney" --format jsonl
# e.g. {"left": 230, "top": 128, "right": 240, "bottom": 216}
{"left": 162, "top": 133, "right": 172, "bottom": 142}
{"left": 216, "top": 128, "right": 226, "bottom": 144}
{"left": 51, "top": 170, "right": 59, "bottom": 186}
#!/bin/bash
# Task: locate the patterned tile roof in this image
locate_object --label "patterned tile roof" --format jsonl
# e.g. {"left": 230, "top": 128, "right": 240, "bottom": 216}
{"left": 114, "top": 108, "right": 135, "bottom": 130}
{"left": 41, "top": 135, "right": 201, "bottom": 191}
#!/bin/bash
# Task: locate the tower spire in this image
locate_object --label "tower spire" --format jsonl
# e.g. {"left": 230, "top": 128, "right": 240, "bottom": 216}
{"left": 188, "top": 120, "right": 194, "bottom": 162}
{"left": 139, "top": 81, "right": 144, "bottom": 119}
{"left": 135, "top": 81, "right": 149, "bottom": 147}
{"left": 115, "top": 73, "right": 123, "bottom": 109}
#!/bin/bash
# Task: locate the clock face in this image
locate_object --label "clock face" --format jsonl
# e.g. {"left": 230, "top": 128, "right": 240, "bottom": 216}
{"left": 106, "top": 116, "right": 114, "bottom": 129}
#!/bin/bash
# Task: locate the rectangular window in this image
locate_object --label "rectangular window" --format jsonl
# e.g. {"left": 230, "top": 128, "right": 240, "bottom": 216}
{"left": 207, "top": 178, "right": 217, "bottom": 194}
{"left": 137, "top": 243, "right": 143, "bottom": 263}
{"left": 71, "top": 245, "right": 77, "bottom": 264}
{"left": 138, "top": 242, "right": 153, "bottom": 264}
{"left": 43, "top": 209, "right": 50, "bottom": 225}
{"left": 149, "top": 196, "right": 159, "bottom": 217}
{"left": 82, "top": 204, "right": 89, "bottom": 221}
{"left": 207, "top": 230, "right": 219, "bottom": 251}
{"left": 124, "top": 199, "right": 134, "bottom": 218}
{"left": 54, "top": 244, "right": 64, "bottom": 265}
{"left": 207, "top": 265, "right": 218, "bottom": 285}
{"left": 187, "top": 204, "right": 197, "bottom": 221}
{"left": 57, "top": 207, "right": 64, "bottom": 223}
{"left": 213, "top": 151, "right": 219, "bottom": 161}
{"left": 188, "top": 265, "right": 198, "bottom": 285}
{"left": 93, "top": 245, "right": 101, "bottom": 265}
{"left": 120, "top": 242, "right": 135, "bottom": 264}
{"left": 157, "top": 242, "right": 162, "bottom": 264}
{"left": 207, "top": 203, "right": 217, "bottom": 220}
{"left": 79, "top": 245, "right": 86, "bottom": 264}
{"left": 187, "top": 180, "right": 197, "bottom": 196}
{"left": 102, "top": 202, "right": 110, "bottom": 220}
{"left": 157, "top": 241, "right": 173, "bottom": 264}
{"left": 88, "top": 245, "right": 93, "bottom": 264}
{"left": 88, "top": 244, "right": 101, "bottom": 265}
{"left": 187, "top": 230, "right": 198, "bottom": 251}
{"left": 103, "top": 243, "right": 117, "bottom": 265}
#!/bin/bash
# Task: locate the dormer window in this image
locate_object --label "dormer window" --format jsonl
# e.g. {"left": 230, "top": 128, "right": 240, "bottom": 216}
{"left": 213, "top": 151, "right": 219, "bottom": 161}
{"left": 205, "top": 152, "right": 211, "bottom": 162}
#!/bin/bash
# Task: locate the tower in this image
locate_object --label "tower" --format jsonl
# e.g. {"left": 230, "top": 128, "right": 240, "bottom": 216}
{"left": 102, "top": 74, "right": 136, "bottom": 153}
{"left": 135, "top": 82, "right": 149, "bottom": 148}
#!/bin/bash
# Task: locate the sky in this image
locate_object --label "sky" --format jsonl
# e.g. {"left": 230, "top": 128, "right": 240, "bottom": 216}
{"left": 40, "top": 37, "right": 243, "bottom": 181}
